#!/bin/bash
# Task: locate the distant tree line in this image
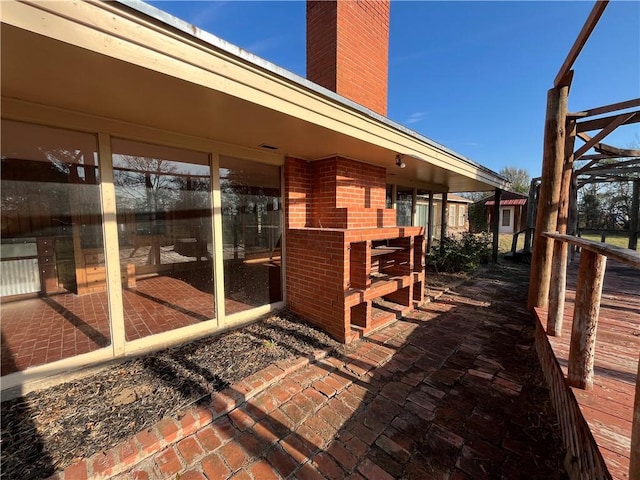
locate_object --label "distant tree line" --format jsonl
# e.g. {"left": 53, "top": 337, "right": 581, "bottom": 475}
{"left": 578, "top": 181, "right": 635, "bottom": 230}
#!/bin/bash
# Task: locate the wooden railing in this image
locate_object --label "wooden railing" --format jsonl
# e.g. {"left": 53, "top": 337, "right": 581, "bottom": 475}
{"left": 542, "top": 232, "right": 640, "bottom": 478}
{"left": 510, "top": 227, "right": 534, "bottom": 256}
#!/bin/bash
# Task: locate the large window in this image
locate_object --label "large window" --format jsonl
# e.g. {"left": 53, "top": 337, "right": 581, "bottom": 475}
{"left": 112, "top": 139, "right": 215, "bottom": 341}
{"left": 385, "top": 185, "right": 394, "bottom": 209}
{"left": 1, "top": 120, "right": 108, "bottom": 374}
{"left": 448, "top": 205, "right": 457, "bottom": 227}
{"left": 220, "top": 157, "right": 282, "bottom": 314}
{"left": 459, "top": 205, "right": 466, "bottom": 227}
{"left": 1, "top": 122, "right": 284, "bottom": 377}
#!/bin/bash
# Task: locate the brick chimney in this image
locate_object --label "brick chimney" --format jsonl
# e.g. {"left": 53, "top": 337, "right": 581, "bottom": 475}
{"left": 306, "top": 0, "right": 390, "bottom": 116}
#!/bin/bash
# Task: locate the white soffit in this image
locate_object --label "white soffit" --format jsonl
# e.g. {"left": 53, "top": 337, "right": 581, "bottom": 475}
{"left": 0, "top": 0, "right": 509, "bottom": 192}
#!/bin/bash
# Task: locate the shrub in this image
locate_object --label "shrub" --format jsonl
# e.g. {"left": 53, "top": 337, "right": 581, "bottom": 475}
{"left": 427, "top": 232, "right": 491, "bottom": 273}
{"left": 468, "top": 202, "right": 488, "bottom": 233}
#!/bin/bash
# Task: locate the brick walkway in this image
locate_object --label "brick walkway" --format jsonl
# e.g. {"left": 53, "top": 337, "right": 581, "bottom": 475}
{"left": 58, "top": 264, "right": 566, "bottom": 479}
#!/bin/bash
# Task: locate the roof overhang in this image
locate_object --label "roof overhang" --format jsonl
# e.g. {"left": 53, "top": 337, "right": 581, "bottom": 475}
{"left": 1, "top": 0, "right": 509, "bottom": 193}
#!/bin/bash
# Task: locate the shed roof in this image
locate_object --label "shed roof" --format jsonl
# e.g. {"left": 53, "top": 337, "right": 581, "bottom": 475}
{"left": 485, "top": 198, "right": 527, "bottom": 206}
{"left": 484, "top": 191, "right": 528, "bottom": 206}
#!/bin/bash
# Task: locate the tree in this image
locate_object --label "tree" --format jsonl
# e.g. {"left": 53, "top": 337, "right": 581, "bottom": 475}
{"left": 499, "top": 166, "right": 531, "bottom": 194}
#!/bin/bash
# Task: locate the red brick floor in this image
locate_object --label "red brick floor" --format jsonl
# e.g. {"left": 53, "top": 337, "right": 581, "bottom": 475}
{"left": 84, "top": 263, "right": 566, "bottom": 480}
{"left": 1, "top": 276, "right": 254, "bottom": 376}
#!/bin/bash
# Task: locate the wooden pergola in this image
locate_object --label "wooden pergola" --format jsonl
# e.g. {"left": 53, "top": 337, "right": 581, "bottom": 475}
{"left": 525, "top": 1, "right": 639, "bottom": 478}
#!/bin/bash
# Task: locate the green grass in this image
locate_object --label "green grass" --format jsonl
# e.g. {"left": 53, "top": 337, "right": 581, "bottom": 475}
{"left": 580, "top": 233, "right": 637, "bottom": 250}
{"left": 497, "top": 233, "right": 525, "bottom": 254}
{"left": 493, "top": 231, "right": 638, "bottom": 253}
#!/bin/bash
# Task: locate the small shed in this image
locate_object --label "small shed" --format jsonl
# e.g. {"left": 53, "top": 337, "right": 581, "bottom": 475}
{"left": 484, "top": 191, "right": 528, "bottom": 234}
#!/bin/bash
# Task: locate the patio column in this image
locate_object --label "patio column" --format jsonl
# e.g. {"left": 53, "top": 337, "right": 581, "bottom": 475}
{"left": 523, "top": 178, "right": 538, "bottom": 254}
{"left": 491, "top": 188, "right": 501, "bottom": 263}
{"left": 439, "top": 192, "right": 448, "bottom": 256}
{"left": 427, "top": 191, "right": 433, "bottom": 253}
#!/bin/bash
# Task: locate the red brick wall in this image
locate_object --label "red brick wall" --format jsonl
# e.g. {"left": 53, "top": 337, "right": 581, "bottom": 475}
{"left": 334, "top": 158, "right": 386, "bottom": 210}
{"left": 307, "top": 0, "right": 390, "bottom": 116}
{"left": 285, "top": 228, "right": 348, "bottom": 340}
{"left": 284, "top": 157, "right": 311, "bottom": 229}
{"left": 310, "top": 158, "right": 339, "bottom": 228}
{"left": 308, "top": 157, "right": 389, "bottom": 229}
{"left": 284, "top": 155, "right": 425, "bottom": 343}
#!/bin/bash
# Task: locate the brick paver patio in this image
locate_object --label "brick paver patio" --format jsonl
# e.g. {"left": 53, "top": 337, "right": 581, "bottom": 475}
{"left": 53, "top": 264, "right": 566, "bottom": 479}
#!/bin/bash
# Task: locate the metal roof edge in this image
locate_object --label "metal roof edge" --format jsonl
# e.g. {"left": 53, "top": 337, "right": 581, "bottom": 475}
{"left": 116, "top": 0, "right": 508, "bottom": 186}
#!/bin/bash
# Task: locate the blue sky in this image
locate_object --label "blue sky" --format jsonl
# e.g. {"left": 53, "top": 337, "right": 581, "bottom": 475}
{"left": 149, "top": 1, "right": 639, "bottom": 177}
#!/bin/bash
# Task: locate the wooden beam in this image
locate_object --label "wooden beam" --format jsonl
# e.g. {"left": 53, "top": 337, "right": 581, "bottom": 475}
{"left": 576, "top": 157, "right": 605, "bottom": 173}
{"left": 574, "top": 154, "right": 615, "bottom": 161}
{"left": 543, "top": 232, "right": 640, "bottom": 267}
{"left": 595, "top": 145, "right": 640, "bottom": 157}
{"left": 577, "top": 131, "right": 640, "bottom": 157}
{"left": 577, "top": 158, "right": 640, "bottom": 174}
{"left": 568, "top": 97, "right": 640, "bottom": 118}
{"left": 578, "top": 177, "right": 628, "bottom": 186}
{"left": 576, "top": 110, "right": 640, "bottom": 133}
{"left": 581, "top": 166, "right": 640, "bottom": 176}
{"left": 573, "top": 112, "right": 636, "bottom": 159}
{"left": 554, "top": 0, "right": 609, "bottom": 87}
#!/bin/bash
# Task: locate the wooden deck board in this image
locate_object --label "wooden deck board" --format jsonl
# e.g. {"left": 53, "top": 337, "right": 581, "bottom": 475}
{"left": 538, "top": 257, "right": 639, "bottom": 480}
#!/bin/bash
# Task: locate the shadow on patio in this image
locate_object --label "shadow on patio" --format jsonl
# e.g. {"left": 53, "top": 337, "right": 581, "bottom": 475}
{"left": 110, "top": 262, "right": 567, "bottom": 479}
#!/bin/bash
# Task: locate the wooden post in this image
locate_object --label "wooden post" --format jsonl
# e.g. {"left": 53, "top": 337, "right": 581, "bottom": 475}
{"left": 492, "top": 188, "right": 501, "bottom": 263}
{"left": 569, "top": 177, "right": 579, "bottom": 261}
{"left": 427, "top": 191, "right": 433, "bottom": 253}
{"left": 439, "top": 193, "right": 448, "bottom": 256}
{"left": 528, "top": 80, "right": 571, "bottom": 310}
{"left": 629, "top": 179, "right": 639, "bottom": 250}
{"left": 523, "top": 178, "right": 538, "bottom": 253}
{"left": 567, "top": 249, "right": 607, "bottom": 390}
{"left": 547, "top": 119, "right": 576, "bottom": 336}
{"left": 411, "top": 187, "right": 418, "bottom": 227}
{"left": 630, "top": 353, "right": 640, "bottom": 480}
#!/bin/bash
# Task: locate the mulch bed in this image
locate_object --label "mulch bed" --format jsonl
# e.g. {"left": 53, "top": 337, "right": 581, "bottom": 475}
{"left": 0, "top": 311, "right": 344, "bottom": 480}
{"left": 1, "top": 268, "right": 566, "bottom": 480}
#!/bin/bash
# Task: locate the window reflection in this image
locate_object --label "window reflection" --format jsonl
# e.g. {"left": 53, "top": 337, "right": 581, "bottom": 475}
{"left": 112, "top": 139, "right": 215, "bottom": 340}
{"left": 396, "top": 186, "right": 413, "bottom": 226}
{"left": 220, "top": 157, "right": 282, "bottom": 313}
{"left": 1, "top": 120, "right": 109, "bottom": 374}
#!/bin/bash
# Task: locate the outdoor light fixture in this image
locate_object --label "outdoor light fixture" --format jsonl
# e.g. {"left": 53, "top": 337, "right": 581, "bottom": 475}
{"left": 395, "top": 154, "right": 406, "bottom": 168}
